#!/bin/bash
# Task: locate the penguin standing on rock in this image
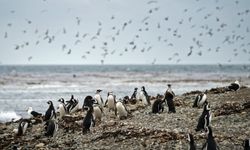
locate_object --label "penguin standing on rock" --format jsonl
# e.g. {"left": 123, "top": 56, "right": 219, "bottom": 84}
{"left": 94, "top": 89, "right": 104, "bottom": 108}
{"left": 131, "top": 87, "right": 138, "bottom": 100}
{"left": 14, "top": 119, "right": 31, "bottom": 136}
{"left": 57, "top": 98, "right": 67, "bottom": 119}
{"left": 82, "top": 106, "right": 95, "bottom": 134}
{"left": 187, "top": 133, "right": 196, "bottom": 150}
{"left": 67, "top": 95, "right": 80, "bottom": 113}
{"left": 115, "top": 100, "right": 128, "bottom": 120}
{"left": 228, "top": 80, "right": 240, "bottom": 91}
{"left": 44, "top": 100, "right": 56, "bottom": 121}
{"left": 202, "top": 126, "right": 219, "bottom": 150}
{"left": 164, "top": 84, "right": 176, "bottom": 113}
{"left": 139, "top": 86, "right": 151, "bottom": 106}
{"left": 105, "top": 92, "right": 116, "bottom": 112}
{"left": 44, "top": 119, "right": 58, "bottom": 137}
{"left": 193, "top": 91, "right": 207, "bottom": 108}
{"left": 195, "top": 102, "right": 211, "bottom": 132}
{"left": 152, "top": 94, "right": 164, "bottom": 114}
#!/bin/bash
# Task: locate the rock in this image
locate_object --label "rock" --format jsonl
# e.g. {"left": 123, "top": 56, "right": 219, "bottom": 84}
{"left": 35, "top": 143, "right": 45, "bottom": 148}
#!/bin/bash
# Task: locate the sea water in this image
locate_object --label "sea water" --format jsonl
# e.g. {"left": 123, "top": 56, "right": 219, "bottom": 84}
{"left": 0, "top": 64, "right": 249, "bottom": 122}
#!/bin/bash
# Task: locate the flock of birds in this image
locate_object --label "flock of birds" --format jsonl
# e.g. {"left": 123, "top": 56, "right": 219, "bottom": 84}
{"left": 1, "top": 0, "right": 250, "bottom": 64}
{"left": 12, "top": 80, "right": 250, "bottom": 150}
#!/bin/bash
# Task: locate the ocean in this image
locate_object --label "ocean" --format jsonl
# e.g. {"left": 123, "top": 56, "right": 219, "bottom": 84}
{"left": 0, "top": 64, "right": 249, "bottom": 122}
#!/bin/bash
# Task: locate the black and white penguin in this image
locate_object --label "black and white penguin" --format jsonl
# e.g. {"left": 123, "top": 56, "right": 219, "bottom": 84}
{"left": 93, "top": 105, "right": 103, "bottom": 122}
{"left": 44, "top": 100, "right": 56, "bottom": 121}
{"left": 82, "top": 95, "right": 103, "bottom": 122}
{"left": 94, "top": 89, "right": 104, "bottom": 108}
{"left": 68, "top": 95, "right": 80, "bottom": 113}
{"left": 82, "top": 106, "right": 95, "bottom": 134}
{"left": 193, "top": 91, "right": 207, "bottom": 108}
{"left": 244, "top": 139, "right": 250, "bottom": 150}
{"left": 14, "top": 119, "right": 31, "bottom": 136}
{"left": 228, "top": 80, "right": 240, "bottom": 91}
{"left": 195, "top": 102, "right": 211, "bottom": 132}
{"left": 57, "top": 98, "right": 67, "bottom": 119}
{"left": 139, "top": 86, "right": 151, "bottom": 106}
{"left": 82, "top": 95, "right": 95, "bottom": 110}
{"left": 202, "top": 126, "right": 219, "bottom": 150}
{"left": 115, "top": 100, "right": 128, "bottom": 120}
{"left": 187, "top": 133, "right": 196, "bottom": 150}
{"left": 164, "top": 84, "right": 176, "bottom": 113}
{"left": 152, "top": 94, "right": 164, "bottom": 114}
{"left": 131, "top": 87, "right": 138, "bottom": 100}
{"left": 27, "top": 107, "right": 42, "bottom": 118}
{"left": 44, "top": 119, "right": 58, "bottom": 137}
{"left": 105, "top": 92, "right": 116, "bottom": 112}
{"left": 123, "top": 96, "right": 130, "bottom": 104}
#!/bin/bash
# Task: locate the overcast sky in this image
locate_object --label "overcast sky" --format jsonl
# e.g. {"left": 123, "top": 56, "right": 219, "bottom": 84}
{"left": 0, "top": 0, "right": 250, "bottom": 65}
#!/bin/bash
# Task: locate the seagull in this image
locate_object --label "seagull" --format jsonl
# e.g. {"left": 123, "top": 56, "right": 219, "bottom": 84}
{"left": 27, "top": 107, "right": 42, "bottom": 118}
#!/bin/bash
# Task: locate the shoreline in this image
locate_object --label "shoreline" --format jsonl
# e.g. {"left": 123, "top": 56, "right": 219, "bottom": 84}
{"left": 1, "top": 85, "right": 250, "bottom": 149}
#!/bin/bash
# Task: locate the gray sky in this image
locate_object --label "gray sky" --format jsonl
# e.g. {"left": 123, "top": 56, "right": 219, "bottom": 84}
{"left": 0, "top": 0, "right": 250, "bottom": 65}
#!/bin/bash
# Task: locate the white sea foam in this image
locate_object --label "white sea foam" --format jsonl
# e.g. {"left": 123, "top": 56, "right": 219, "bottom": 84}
{"left": 0, "top": 111, "right": 22, "bottom": 123}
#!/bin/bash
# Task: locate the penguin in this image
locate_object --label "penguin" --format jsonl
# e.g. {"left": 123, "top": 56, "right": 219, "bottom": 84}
{"left": 44, "top": 100, "right": 56, "bottom": 121}
{"left": 187, "top": 133, "right": 196, "bottom": 150}
{"left": 202, "top": 126, "right": 219, "bottom": 150}
{"left": 195, "top": 102, "right": 211, "bottom": 132}
{"left": 152, "top": 94, "right": 164, "bottom": 114}
{"left": 123, "top": 96, "right": 130, "bottom": 104}
{"left": 93, "top": 105, "right": 103, "bottom": 122}
{"left": 82, "top": 95, "right": 103, "bottom": 122}
{"left": 228, "top": 80, "right": 240, "bottom": 91}
{"left": 82, "top": 95, "right": 95, "bottom": 111}
{"left": 44, "top": 119, "right": 58, "bottom": 137}
{"left": 68, "top": 95, "right": 80, "bottom": 113}
{"left": 131, "top": 87, "right": 138, "bottom": 100}
{"left": 243, "top": 139, "right": 250, "bottom": 150}
{"left": 94, "top": 89, "right": 104, "bottom": 108}
{"left": 57, "top": 98, "right": 67, "bottom": 119}
{"left": 105, "top": 92, "right": 116, "bottom": 112}
{"left": 139, "top": 86, "right": 151, "bottom": 106}
{"left": 115, "top": 100, "right": 128, "bottom": 120}
{"left": 193, "top": 91, "right": 207, "bottom": 108}
{"left": 164, "top": 84, "right": 176, "bottom": 113}
{"left": 27, "top": 107, "right": 42, "bottom": 118}
{"left": 14, "top": 119, "right": 31, "bottom": 136}
{"left": 82, "top": 106, "right": 95, "bottom": 134}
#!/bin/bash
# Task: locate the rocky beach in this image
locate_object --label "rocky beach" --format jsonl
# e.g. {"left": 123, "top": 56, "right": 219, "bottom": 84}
{"left": 0, "top": 85, "right": 249, "bottom": 150}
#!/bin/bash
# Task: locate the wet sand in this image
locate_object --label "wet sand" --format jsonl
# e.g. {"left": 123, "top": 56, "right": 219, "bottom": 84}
{"left": 0, "top": 85, "right": 250, "bottom": 149}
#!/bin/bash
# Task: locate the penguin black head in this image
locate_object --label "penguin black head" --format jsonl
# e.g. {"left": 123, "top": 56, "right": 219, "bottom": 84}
{"left": 134, "top": 87, "right": 138, "bottom": 91}
{"left": 167, "top": 84, "right": 171, "bottom": 88}
{"left": 96, "top": 89, "right": 102, "bottom": 93}
{"left": 47, "top": 100, "right": 53, "bottom": 105}
{"left": 141, "top": 86, "right": 145, "bottom": 91}
{"left": 70, "top": 95, "right": 74, "bottom": 100}
{"left": 83, "top": 95, "right": 95, "bottom": 109}
{"left": 58, "top": 98, "right": 64, "bottom": 103}
{"left": 123, "top": 96, "right": 130, "bottom": 104}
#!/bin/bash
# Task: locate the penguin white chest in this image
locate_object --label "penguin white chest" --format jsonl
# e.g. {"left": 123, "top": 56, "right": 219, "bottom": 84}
{"left": 94, "top": 94, "right": 103, "bottom": 106}
{"left": 58, "top": 104, "right": 66, "bottom": 118}
{"left": 93, "top": 106, "right": 102, "bottom": 121}
{"left": 107, "top": 96, "right": 115, "bottom": 109}
{"left": 116, "top": 102, "right": 127, "bottom": 118}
